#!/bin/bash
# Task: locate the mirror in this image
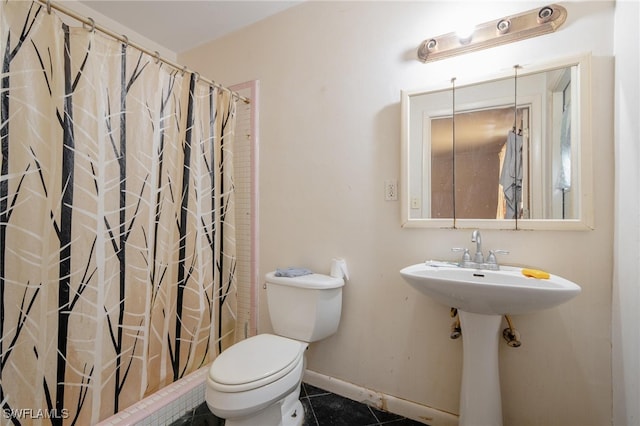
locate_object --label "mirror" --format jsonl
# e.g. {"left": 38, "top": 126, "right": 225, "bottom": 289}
{"left": 401, "top": 54, "right": 592, "bottom": 230}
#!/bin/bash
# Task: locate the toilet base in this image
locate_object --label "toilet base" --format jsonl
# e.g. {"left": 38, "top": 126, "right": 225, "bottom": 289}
{"left": 223, "top": 384, "right": 304, "bottom": 426}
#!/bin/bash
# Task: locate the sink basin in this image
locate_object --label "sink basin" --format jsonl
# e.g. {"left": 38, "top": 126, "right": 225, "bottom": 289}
{"left": 400, "top": 261, "right": 581, "bottom": 315}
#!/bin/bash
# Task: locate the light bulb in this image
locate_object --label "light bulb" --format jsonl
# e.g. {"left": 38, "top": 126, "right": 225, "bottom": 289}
{"left": 456, "top": 25, "right": 475, "bottom": 45}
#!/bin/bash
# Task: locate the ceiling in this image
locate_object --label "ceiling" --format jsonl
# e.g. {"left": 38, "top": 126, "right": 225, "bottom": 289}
{"left": 78, "top": 1, "right": 302, "bottom": 53}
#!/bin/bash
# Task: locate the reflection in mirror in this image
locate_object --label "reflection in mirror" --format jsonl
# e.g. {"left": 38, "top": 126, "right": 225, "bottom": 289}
{"left": 432, "top": 107, "right": 527, "bottom": 219}
{"left": 405, "top": 86, "right": 454, "bottom": 223}
{"left": 430, "top": 114, "right": 453, "bottom": 218}
{"left": 401, "top": 54, "right": 592, "bottom": 230}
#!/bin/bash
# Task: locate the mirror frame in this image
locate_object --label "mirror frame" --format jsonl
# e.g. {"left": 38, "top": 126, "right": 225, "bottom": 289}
{"left": 400, "top": 53, "right": 593, "bottom": 230}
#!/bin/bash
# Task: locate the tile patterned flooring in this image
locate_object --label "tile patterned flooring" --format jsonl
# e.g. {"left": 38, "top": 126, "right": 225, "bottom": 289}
{"left": 171, "top": 383, "right": 427, "bottom": 426}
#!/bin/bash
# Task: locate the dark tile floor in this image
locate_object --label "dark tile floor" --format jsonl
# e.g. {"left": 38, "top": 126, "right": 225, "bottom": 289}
{"left": 171, "top": 383, "right": 427, "bottom": 426}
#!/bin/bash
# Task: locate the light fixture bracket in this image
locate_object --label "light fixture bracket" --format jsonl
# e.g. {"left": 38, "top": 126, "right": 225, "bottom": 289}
{"left": 417, "top": 4, "right": 567, "bottom": 63}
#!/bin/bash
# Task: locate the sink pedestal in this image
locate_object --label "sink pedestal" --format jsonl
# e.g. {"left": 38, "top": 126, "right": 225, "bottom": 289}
{"left": 458, "top": 311, "right": 503, "bottom": 426}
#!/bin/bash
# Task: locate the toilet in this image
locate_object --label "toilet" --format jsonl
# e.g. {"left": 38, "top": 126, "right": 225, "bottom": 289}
{"left": 206, "top": 271, "right": 344, "bottom": 426}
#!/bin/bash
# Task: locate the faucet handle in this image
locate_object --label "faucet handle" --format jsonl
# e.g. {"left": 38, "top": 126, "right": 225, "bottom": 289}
{"left": 451, "top": 247, "right": 471, "bottom": 263}
{"left": 487, "top": 249, "right": 509, "bottom": 264}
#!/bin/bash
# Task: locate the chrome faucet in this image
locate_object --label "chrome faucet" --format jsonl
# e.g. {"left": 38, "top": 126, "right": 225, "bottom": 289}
{"left": 452, "top": 230, "right": 509, "bottom": 270}
{"left": 471, "top": 230, "right": 483, "bottom": 263}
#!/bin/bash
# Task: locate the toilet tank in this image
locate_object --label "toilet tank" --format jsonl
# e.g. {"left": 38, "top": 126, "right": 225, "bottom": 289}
{"left": 265, "top": 272, "right": 344, "bottom": 342}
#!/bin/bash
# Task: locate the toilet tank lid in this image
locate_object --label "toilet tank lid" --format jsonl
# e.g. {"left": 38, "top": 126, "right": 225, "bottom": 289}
{"left": 265, "top": 272, "right": 344, "bottom": 289}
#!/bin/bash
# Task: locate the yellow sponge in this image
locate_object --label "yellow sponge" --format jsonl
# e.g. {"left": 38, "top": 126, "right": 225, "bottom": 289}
{"left": 522, "top": 268, "right": 550, "bottom": 279}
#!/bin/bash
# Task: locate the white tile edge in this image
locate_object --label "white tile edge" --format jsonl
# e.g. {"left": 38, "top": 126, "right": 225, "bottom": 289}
{"left": 96, "top": 365, "right": 209, "bottom": 426}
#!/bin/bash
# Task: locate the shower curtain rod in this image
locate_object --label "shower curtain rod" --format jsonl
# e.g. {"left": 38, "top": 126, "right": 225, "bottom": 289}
{"left": 37, "top": 0, "right": 250, "bottom": 104}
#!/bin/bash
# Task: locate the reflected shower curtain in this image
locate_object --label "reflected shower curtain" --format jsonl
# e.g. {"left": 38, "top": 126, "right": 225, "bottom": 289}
{"left": 0, "top": 2, "right": 238, "bottom": 424}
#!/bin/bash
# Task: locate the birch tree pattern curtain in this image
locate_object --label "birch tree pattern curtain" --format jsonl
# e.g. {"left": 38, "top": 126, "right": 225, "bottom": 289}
{"left": 0, "top": 2, "right": 238, "bottom": 424}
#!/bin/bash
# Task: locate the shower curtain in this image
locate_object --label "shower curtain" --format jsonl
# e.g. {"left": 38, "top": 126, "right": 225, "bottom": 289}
{"left": 0, "top": 2, "right": 238, "bottom": 424}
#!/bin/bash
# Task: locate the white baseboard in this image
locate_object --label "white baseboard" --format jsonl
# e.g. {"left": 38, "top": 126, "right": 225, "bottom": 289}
{"left": 303, "top": 370, "right": 459, "bottom": 426}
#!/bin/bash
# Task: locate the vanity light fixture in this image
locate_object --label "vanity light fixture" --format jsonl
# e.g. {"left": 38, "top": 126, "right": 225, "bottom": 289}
{"left": 417, "top": 4, "right": 567, "bottom": 62}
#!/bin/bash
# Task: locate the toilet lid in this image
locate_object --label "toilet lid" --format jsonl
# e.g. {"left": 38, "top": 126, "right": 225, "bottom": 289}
{"left": 210, "top": 334, "right": 306, "bottom": 389}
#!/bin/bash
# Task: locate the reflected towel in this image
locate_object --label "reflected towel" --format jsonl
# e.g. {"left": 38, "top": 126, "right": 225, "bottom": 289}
{"left": 500, "top": 131, "right": 523, "bottom": 219}
{"left": 556, "top": 105, "right": 571, "bottom": 190}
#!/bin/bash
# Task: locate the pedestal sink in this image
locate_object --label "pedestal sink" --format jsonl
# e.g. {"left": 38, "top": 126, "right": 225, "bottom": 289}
{"left": 400, "top": 261, "right": 581, "bottom": 426}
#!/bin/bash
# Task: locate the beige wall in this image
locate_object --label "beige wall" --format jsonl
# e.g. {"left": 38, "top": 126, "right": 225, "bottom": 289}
{"left": 612, "top": 1, "right": 640, "bottom": 425}
{"left": 181, "top": 2, "right": 615, "bottom": 425}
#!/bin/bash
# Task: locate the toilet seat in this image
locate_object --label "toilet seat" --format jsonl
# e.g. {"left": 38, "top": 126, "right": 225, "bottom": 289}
{"left": 209, "top": 334, "right": 306, "bottom": 393}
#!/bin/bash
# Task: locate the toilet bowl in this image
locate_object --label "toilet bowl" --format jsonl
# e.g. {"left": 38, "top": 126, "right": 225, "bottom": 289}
{"left": 206, "top": 271, "right": 344, "bottom": 426}
{"left": 206, "top": 334, "right": 308, "bottom": 425}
